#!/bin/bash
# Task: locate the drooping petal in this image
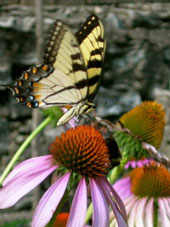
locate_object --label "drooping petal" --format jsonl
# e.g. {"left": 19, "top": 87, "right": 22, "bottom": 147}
{"left": 0, "top": 156, "right": 57, "bottom": 208}
{"left": 158, "top": 198, "right": 170, "bottom": 227}
{"left": 113, "top": 177, "right": 131, "bottom": 191}
{"left": 109, "top": 195, "right": 135, "bottom": 227}
{"left": 128, "top": 198, "right": 140, "bottom": 227}
{"left": 145, "top": 198, "right": 154, "bottom": 227}
{"left": 90, "top": 178, "right": 109, "bottom": 227}
{"left": 162, "top": 198, "right": 170, "bottom": 219}
{"left": 67, "top": 177, "right": 87, "bottom": 227}
{"left": 124, "top": 195, "right": 137, "bottom": 214}
{"left": 32, "top": 172, "right": 70, "bottom": 227}
{"left": 3, "top": 155, "right": 57, "bottom": 185}
{"left": 101, "top": 177, "right": 127, "bottom": 221}
{"left": 113, "top": 177, "right": 132, "bottom": 199}
{"left": 135, "top": 198, "right": 147, "bottom": 227}
{"left": 99, "top": 177, "right": 127, "bottom": 227}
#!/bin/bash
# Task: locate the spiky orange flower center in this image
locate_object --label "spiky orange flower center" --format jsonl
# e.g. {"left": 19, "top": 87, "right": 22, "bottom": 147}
{"left": 130, "top": 162, "right": 170, "bottom": 197}
{"left": 119, "top": 101, "right": 165, "bottom": 148}
{"left": 50, "top": 126, "right": 111, "bottom": 177}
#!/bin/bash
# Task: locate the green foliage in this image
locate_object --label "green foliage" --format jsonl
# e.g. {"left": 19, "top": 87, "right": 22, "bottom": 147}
{"left": 114, "top": 130, "right": 148, "bottom": 159}
{"left": 41, "top": 106, "right": 63, "bottom": 127}
{"left": 1, "top": 220, "right": 30, "bottom": 227}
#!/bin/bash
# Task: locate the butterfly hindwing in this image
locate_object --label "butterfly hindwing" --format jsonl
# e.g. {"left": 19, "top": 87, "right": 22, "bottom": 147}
{"left": 10, "top": 20, "right": 89, "bottom": 108}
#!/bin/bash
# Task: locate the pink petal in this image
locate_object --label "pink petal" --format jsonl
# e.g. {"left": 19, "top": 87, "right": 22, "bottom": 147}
{"left": 0, "top": 156, "right": 57, "bottom": 208}
{"left": 90, "top": 178, "right": 109, "bottom": 227}
{"left": 135, "top": 198, "right": 147, "bottom": 227}
{"left": 162, "top": 198, "right": 170, "bottom": 219}
{"left": 32, "top": 172, "right": 70, "bottom": 227}
{"left": 145, "top": 198, "right": 154, "bottom": 227}
{"left": 113, "top": 177, "right": 131, "bottom": 191}
{"left": 158, "top": 198, "right": 170, "bottom": 227}
{"left": 3, "top": 155, "right": 57, "bottom": 185}
{"left": 137, "top": 161, "right": 143, "bottom": 167}
{"left": 68, "top": 117, "right": 77, "bottom": 128}
{"left": 99, "top": 177, "right": 127, "bottom": 227}
{"left": 124, "top": 162, "right": 130, "bottom": 169}
{"left": 131, "top": 161, "right": 136, "bottom": 168}
{"left": 113, "top": 177, "right": 132, "bottom": 199}
{"left": 67, "top": 177, "right": 87, "bottom": 227}
{"left": 128, "top": 198, "right": 140, "bottom": 227}
{"left": 142, "top": 159, "right": 151, "bottom": 165}
{"left": 125, "top": 195, "right": 138, "bottom": 214}
{"left": 102, "top": 177, "right": 127, "bottom": 220}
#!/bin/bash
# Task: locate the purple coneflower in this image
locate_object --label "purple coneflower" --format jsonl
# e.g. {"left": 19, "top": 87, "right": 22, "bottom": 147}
{"left": 0, "top": 125, "right": 127, "bottom": 227}
{"left": 110, "top": 161, "right": 170, "bottom": 227}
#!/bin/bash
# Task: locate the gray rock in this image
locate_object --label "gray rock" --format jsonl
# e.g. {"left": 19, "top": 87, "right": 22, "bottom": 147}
{"left": 96, "top": 85, "right": 141, "bottom": 118}
{"left": 0, "top": 118, "right": 9, "bottom": 156}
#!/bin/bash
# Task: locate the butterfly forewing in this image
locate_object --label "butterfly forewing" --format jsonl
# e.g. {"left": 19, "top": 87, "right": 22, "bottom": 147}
{"left": 76, "top": 14, "right": 106, "bottom": 101}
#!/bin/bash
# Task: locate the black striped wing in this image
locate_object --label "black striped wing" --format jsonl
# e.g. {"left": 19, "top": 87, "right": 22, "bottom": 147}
{"left": 76, "top": 14, "right": 106, "bottom": 101}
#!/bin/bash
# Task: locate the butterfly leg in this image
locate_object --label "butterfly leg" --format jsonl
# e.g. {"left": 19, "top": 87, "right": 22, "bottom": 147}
{"left": 57, "top": 106, "right": 77, "bottom": 126}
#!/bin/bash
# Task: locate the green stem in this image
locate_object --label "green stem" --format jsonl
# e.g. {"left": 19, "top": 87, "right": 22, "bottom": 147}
{"left": 154, "top": 199, "right": 158, "bottom": 227}
{"left": 109, "top": 156, "right": 128, "bottom": 184}
{"left": 0, "top": 116, "right": 52, "bottom": 186}
{"left": 109, "top": 164, "right": 125, "bottom": 184}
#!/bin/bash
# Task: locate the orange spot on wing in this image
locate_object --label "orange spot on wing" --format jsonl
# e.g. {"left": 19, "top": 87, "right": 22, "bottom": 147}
{"left": 33, "top": 82, "right": 43, "bottom": 88}
{"left": 34, "top": 95, "right": 42, "bottom": 100}
{"left": 18, "top": 81, "right": 22, "bottom": 86}
{"left": 63, "top": 105, "right": 72, "bottom": 110}
{"left": 14, "top": 88, "right": 19, "bottom": 94}
{"left": 42, "top": 64, "right": 48, "bottom": 71}
{"left": 24, "top": 72, "right": 29, "bottom": 80}
{"left": 38, "top": 101, "right": 43, "bottom": 106}
{"left": 27, "top": 102, "right": 32, "bottom": 108}
{"left": 32, "top": 67, "right": 38, "bottom": 74}
{"left": 33, "top": 88, "right": 41, "bottom": 92}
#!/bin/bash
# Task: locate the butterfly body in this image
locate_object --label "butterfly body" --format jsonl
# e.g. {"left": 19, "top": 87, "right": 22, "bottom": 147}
{"left": 8, "top": 14, "right": 106, "bottom": 125}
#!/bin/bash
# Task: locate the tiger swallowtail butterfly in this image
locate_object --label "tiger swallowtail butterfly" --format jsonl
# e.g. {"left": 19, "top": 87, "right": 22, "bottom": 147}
{"left": 7, "top": 14, "right": 106, "bottom": 125}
